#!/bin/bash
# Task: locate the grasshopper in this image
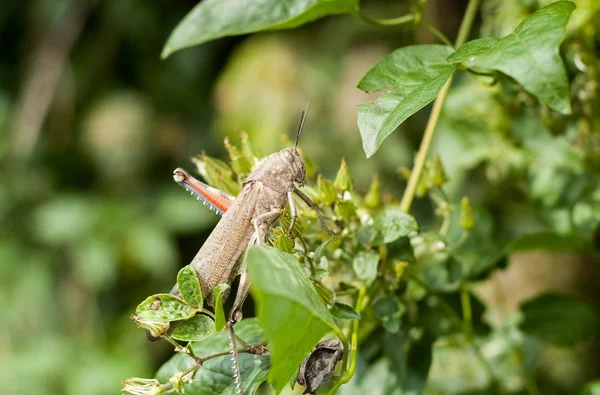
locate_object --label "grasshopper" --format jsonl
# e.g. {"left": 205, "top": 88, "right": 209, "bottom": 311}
{"left": 167, "top": 105, "right": 335, "bottom": 394}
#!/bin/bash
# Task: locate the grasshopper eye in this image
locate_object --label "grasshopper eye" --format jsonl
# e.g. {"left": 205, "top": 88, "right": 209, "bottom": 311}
{"left": 282, "top": 149, "right": 295, "bottom": 163}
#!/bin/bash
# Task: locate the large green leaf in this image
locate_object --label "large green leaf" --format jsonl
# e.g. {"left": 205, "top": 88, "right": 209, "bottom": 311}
{"left": 452, "top": 1, "right": 575, "bottom": 114}
{"left": 162, "top": 0, "right": 358, "bottom": 58}
{"left": 156, "top": 318, "right": 269, "bottom": 395}
{"left": 357, "top": 45, "right": 456, "bottom": 158}
{"left": 246, "top": 246, "right": 340, "bottom": 394}
{"left": 520, "top": 293, "right": 599, "bottom": 346}
{"left": 446, "top": 37, "right": 500, "bottom": 64}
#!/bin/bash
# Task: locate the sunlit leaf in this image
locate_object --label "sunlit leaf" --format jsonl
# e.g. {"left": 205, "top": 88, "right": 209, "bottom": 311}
{"left": 162, "top": 0, "right": 359, "bottom": 58}
{"left": 357, "top": 45, "right": 456, "bottom": 157}
{"left": 446, "top": 37, "right": 500, "bottom": 64}
{"left": 246, "top": 246, "right": 339, "bottom": 394}
{"left": 452, "top": 1, "right": 575, "bottom": 114}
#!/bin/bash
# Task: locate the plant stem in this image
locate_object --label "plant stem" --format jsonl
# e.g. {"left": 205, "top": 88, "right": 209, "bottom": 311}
{"left": 418, "top": 21, "right": 453, "bottom": 47}
{"left": 399, "top": 0, "right": 481, "bottom": 212}
{"left": 327, "top": 285, "right": 367, "bottom": 395}
{"left": 356, "top": 10, "right": 415, "bottom": 27}
{"left": 460, "top": 284, "right": 473, "bottom": 342}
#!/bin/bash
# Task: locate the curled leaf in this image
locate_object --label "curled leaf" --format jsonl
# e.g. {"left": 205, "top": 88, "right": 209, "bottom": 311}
{"left": 296, "top": 339, "right": 344, "bottom": 394}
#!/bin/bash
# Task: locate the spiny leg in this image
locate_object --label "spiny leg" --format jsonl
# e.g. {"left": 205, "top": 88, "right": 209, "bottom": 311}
{"left": 227, "top": 218, "right": 270, "bottom": 395}
{"left": 293, "top": 188, "right": 336, "bottom": 236}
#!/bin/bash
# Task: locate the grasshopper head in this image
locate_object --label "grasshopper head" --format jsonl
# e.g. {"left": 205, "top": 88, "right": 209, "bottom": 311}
{"left": 278, "top": 147, "right": 306, "bottom": 186}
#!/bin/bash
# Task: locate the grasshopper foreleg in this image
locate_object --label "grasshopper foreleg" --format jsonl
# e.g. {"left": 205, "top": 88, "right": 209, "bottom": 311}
{"left": 287, "top": 191, "right": 298, "bottom": 238}
{"left": 293, "top": 188, "right": 336, "bottom": 236}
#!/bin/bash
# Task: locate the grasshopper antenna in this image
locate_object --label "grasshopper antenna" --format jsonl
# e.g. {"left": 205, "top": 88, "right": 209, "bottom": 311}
{"left": 294, "top": 102, "right": 310, "bottom": 152}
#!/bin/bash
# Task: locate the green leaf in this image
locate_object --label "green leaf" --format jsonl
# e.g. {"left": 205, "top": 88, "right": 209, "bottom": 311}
{"left": 135, "top": 294, "right": 196, "bottom": 322}
{"left": 314, "top": 239, "right": 332, "bottom": 265}
{"left": 224, "top": 137, "right": 253, "bottom": 176}
{"left": 520, "top": 293, "right": 600, "bottom": 346}
{"left": 246, "top": 246, "right": 340, "bottom": 394}
{"left": 334, "top": 157, "right": 353, "bottom": 192}
{"left": 273, "top": 228, "right": 295, "bottom": 253}
{"left": 357, "top": 45, "right": 456, "bottom": 158}
{"left": 157, "top": 318, "right": 269, "bottom": 395}
{"left": 330, "top": 302, "right": 361, "bottom": 320}
{"left": 162, "top": 0, "right": 359, "bottom": 58}
{"left": 447, "top": 37, "right": 500, "bottom": 63}
{"left": 352, "top": 251, "right": 379, "bottom": 286}
{"left": 177, "top": 266, "right": 203, "bottom": 309}
{"left": 335, "top": 200, "right": 358, "bottom": 222}
{"left": 454, "top": 1, "right": 575, "bottom": 114}
{"left": 372, "top": 208, "right": 419, "bottom": 245}
{"left": 171, "top": 314, "right": 216, "bottom": 341}
{"left": 213, "top": 283, "right": 230, "bottom": 332}
{"left": 364, "top": 175, "right": 381, "bottom": 209}
{"left": 316, "top": 175, "right": 338, "bottom": 205}
{"left": 373, "top": 296, "right": 405, "bottom": 333}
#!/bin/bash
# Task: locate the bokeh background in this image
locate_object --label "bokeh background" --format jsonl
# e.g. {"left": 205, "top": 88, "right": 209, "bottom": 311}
{"left": 1, "top": 0, "right": 599, "bottom": 394}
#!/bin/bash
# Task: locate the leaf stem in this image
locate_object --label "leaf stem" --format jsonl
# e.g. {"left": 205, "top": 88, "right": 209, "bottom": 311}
{"left": 355, "top": 10, "right": 415, "bottom": 27}
{"left": 399, "top": 0, "right": 481, "bottom": 212}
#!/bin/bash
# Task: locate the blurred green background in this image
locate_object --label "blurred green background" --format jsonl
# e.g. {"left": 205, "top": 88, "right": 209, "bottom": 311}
{"left": 1, "top": 0, "right": 599, "bottom": 394}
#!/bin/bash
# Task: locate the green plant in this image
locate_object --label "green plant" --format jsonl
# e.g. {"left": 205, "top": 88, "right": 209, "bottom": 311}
{"left": 123, "top": 1, "right": 600, "bottom": 394}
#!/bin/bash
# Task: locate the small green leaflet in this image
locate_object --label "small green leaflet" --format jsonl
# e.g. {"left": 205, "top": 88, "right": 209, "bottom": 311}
{"left": 177, "top": 266, "right": 203, "bottom": 309}
{"left": 135, "top": 294, "right": 196, "bottom": 322}
{"left": 171, "top": 314, "right": 215, "bottom": 341}
{"left": 213, "top": 283, "right": 230, "bottom": 332}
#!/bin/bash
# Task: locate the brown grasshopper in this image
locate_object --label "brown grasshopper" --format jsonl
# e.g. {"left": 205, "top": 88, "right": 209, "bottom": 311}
{"left": 166, "top": 105, "right": 335, "bottom": 394}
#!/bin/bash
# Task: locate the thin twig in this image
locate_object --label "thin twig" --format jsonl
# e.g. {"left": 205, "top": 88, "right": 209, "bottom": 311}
{"left": 400, "top": 0, "right": 481, "bottom": 212}
{"left": 11, "top": 0, "right": 98, "bottom": 161}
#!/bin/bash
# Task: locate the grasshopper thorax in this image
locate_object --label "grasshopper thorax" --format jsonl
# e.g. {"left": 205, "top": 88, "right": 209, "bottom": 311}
{"left": 245, "top": 147, "right": 305, "bottom": 192}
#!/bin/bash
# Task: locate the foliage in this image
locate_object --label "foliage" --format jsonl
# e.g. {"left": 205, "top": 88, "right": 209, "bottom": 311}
{"left": 1, "top": 0, "right": 599, "bottom": 395}
{"left": 116, "top": 0, "right": 600, "bottom": 394}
